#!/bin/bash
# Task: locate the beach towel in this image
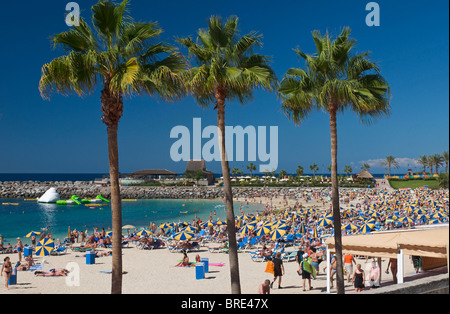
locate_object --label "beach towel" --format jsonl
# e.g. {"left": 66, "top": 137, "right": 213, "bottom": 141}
{"left": 301, "top": 258, "right": 317, "bottom": 279}
{"left": 264, "top": 261, "right": 274, "bottom": 275}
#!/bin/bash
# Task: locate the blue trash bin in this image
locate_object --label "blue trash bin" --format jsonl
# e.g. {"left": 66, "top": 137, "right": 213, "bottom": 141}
{"left": 86, "top": 251, "right": 96, "bottom": 265}
{"left": 195, "top": 262, "right": 205, "bottom": 280}
{"left": 24, "top": 247, "right": 32, "bottom": 257}
{"left": 200, "top": 258, "right": 209, "bottom": 273}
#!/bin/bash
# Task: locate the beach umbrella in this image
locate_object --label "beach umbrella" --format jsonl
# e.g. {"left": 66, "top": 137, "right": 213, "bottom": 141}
{"left": 428, "top": 219, "right": 441, "bottom": 225}
{"left": 254, "top": 226, "right": 271, "bottom": 236}
{"left": 414, "top": 208, "right": 427, "bottom": 215}
{"left": 122, "top": 225, "right": 136, "bottom": 229}
{"left": 25, "top": 231, "right": 41, "bottom": 238}
{"left": 432, "top": 212, "right": 446, "bottom": 219}
{"left": 245, "top": 221, "right": 257, "bottom": 229}
{"left": 136, "top": 229, "right": 151, "bottom": 237}
{"left": 215, "top": 219, "right": 226, "bottom": 226}
{"left": 35, "top": 238, "right": 54, "bottom": 256}
{"left": 342, "top": 223, "right": 358, "bottom": 230}
{"left": 239, "top": 225, "right": 253, "bottom": 235}
{"left": 261, "top": 221, "right": 274, "bottom": 228}
{"left": 172, "top": 231, "right": 195, "bottom": 241}
{"left": 105, "top": 231, "right": 113, "bottom": 237}
{"left": 317, "top": 217, "right": 332, "bottom": 227}
{"left": 313, "top": 226, "right": 319, "bottom": 238}
{"left": 298, "top": 223, "right": 307, "bottom": 234}
{"left": 359, "top": 224, "right": 373, "bottom": 234}
{"left": 269, "top": 228, "right": 286, "bottom": 240}
{"left": 182, "top": 226, "right": 199, "bottom": 233}
{"left": 398, "top": 216, "right": 414, "bottom": 224}
{"left": 240, "top": 214, "right": 251, "bottom": 221}
{"left": 200, "top": 221, "right": 215, "bottom": 228}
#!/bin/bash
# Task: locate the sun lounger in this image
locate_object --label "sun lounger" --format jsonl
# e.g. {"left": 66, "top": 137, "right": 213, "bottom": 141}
{"left": 282, "top": 251, "right": 297, "bottom": 262}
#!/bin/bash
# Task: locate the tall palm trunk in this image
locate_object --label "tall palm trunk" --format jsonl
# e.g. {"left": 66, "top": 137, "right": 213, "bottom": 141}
{"left": 216, "top": 85, "right": 241, "bottom": 294}
{"left": 329, "top": 106, "right": 344, "bottom": 294}
{"left": 101, "top": 82, "right": 123, "bottom": 295}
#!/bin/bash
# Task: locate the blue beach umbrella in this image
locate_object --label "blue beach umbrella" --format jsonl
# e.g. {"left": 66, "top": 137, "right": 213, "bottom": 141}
{"left": 136, "top": 229, "right": 151, "bottom": 237}
{"left": 25, "top": 231, "right": 41, "bottom": 238}
{"left": 398, "top": 216, "right": 414, "bottom": 224}
{"left": 172, "top": 231, "right": 195, "bottom": 241}
{"left": 359, "top": 224, "right": 373, "bottom": 234}
{"left": 317, "top": 217, "right": 332, "bottom": 227}
{"left": 254, "top": 226, "right": 271, "bottom": 236}
{"left": 269, "top": 228, "right": 286, "bottom": 240}
{"left": 35, "top": 238, "right": 54, "bottom": 256}
{"left": 298, "top": 223, "right": 306, "bottom": 234}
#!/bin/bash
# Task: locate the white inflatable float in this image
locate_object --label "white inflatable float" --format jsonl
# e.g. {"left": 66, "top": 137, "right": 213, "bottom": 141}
{"left": 37, "top": 188, "right": 61, "bottom": 203}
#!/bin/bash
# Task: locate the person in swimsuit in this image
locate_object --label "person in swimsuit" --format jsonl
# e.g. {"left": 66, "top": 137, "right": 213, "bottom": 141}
{"left": 352, "top": 264, "right": 365, "bottom": 292}
{"left": 386, "top": 258, "right": 398, "bottom": 284}
{"left": 1, "top": 257, "right": 12, "bottom": 290}
{"left": 14, "top": 238, "right": 23, "bottom": 263}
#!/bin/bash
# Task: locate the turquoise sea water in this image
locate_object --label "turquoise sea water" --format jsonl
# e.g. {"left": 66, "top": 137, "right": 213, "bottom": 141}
{"left": 0, "top": 199, "right": 264, "bottom": 245}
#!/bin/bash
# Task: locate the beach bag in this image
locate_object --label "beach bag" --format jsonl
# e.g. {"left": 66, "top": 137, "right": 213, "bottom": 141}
{"left": 264, "top": 261, "right": 274, "bottom": 275}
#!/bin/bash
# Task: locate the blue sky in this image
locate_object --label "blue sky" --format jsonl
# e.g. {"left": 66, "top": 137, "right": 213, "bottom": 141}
{"left": 0, "top": 0, "right": 448, "bottom": 175}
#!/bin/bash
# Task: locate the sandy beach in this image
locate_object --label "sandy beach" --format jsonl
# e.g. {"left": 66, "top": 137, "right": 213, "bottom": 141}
{"left": 3, "top": 186, "right": 446, "bottom": 295}
{"left": 1, "top": 237, "right": 427, "bottom": 295}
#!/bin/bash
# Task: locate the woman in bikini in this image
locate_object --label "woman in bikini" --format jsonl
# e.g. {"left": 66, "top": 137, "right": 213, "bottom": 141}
{"left": 1, "top": 257, "right": 12, "bottom": 290}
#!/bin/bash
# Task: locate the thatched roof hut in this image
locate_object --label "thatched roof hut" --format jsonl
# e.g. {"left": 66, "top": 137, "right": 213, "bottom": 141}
{"left": 355, "top": 170, "right": 374, "bottom": 179}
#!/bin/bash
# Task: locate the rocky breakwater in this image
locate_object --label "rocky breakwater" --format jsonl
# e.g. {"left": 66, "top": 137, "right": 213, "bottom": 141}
{"left": 0, "top": 181, "right": 319, "bottom": 200}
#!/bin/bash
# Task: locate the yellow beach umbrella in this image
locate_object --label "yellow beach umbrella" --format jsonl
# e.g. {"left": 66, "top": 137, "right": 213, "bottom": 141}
{"left": 172, "top": 231, "right": 195, "bottom": 241}
{"left": 269, "top": 228, "right": 286, "bottom": 240}
{"left": 254, "top": 226, "right": 271, "bottom": 236}
{"left": 25, "top": 231, "right": 41, "bottom": 238}
{"left": 35, "top": 238, "right": 54, "bottom": 256}
{"left": 136, "top": 229, "right": 151, "bottom": 237}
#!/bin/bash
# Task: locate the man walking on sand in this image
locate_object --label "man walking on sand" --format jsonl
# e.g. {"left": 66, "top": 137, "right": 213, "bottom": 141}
{"left": 270, "top": 252, "right": 285, "bottom": 289}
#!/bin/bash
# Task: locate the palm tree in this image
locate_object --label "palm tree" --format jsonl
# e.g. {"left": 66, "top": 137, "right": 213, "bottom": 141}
{"left": 344, "top": 165, "right": 352, "bottom": 176}
{"left": 279, "top": 169, "right": 287, "bottom": 178}
{"left": 427, "top": 155, "right": 435, "bottom": 174}
{"left": 361, "top": 163, "right": 371, "bottom": 171}
{"left": 309, "top": 163, "right": 319, "bottom": 177}
{"left": 39, "top": 0, "right": 186, "bottom": 294}
{"left": 246, "top": 163, "right": 256, "bottom": 177}
{"left": 443, "top": 151, "right": 449, "bottom": 173}
{"left": 296, "top": 165, "right": 304, "bottom": 177}
{"left": 278, "top": 28, "right": 391, "bottom": 294}
{"left": 417, "top": 155, "right": 429, "bottom": 174}
{"left": 178, "top": 16, "right": 277, "bottom": 294}
{"left": 430, "top": 154, "right": 444, "bottom": 174}
{"left": 381, "top": 156, "right": 399, "bottom": 177}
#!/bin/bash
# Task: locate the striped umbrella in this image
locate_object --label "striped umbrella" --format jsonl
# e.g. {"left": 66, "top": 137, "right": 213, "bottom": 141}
{"left": 239, "top": 224, "right": 253, "bottom": 235}
{"left": 398, "top": 216, "right": 414, "bottom": 224}
{"left": 200, "top": 221, "right": 215, "bottom": 228}
{"left": 269, "top": 228, "right": 286, "bottom": 240}
{"left": 298, "top": 223, "right": 307, "bottom": 234}
{"left": 359, "top": 224, "right": 373, "bottom": 234}
{"left": 428, "top": 219, "right": 441, "bottom": 225}
{"left": 317, "top": 217, "right": 333, "bottom": 227}
{"left": 35, "top": 238, "right": 54, "bottom": 256}
{"left": 215, "top": 219, "right": 226, "bottom": 226}
{"left": 25, "top": 231, "right": 41, "bottom": 238}
{"left": 172, "top": 231, "right": 195, "bottom": 241}
{"left": 136, "top": 229, "right": 151, "bottom": 237}
{"left": 313, "top": 226, "right": 319, "bottom": 238}
{"left": 254, "top": 226, "right": 271, "bottom": 236}
{"left": 432, "top": 212, "right": 446, "bottom": 219}
{"left": 182, "top": 226, "right": 199, "bottom": 233}
{"left": 342, "top": 223, "right": 358, "bottom": 230}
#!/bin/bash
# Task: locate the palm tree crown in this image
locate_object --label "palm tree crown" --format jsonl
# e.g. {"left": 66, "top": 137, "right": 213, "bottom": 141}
{"left": 177, "top": 16, "right": 277, "bottom": 107}
{"left": 40, "top": 0, "right": 186, "bottom": 108}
